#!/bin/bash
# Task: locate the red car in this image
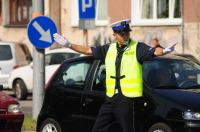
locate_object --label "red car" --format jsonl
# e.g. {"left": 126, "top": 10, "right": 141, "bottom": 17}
{"left": 0, "top": 85, "right": 24, "bottom": 132}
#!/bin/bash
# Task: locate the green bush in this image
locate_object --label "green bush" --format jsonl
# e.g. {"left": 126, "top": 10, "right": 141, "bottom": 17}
{"left": 22, "top": 114, "right": 36, "bottom": 131}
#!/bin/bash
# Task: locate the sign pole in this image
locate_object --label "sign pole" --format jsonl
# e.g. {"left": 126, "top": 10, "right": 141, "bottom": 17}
{"left": 32, "top": 0, "right": 45, "bottom": 121}
{"left": 79, "top": 0, "right": 96, "bottom": 46}
{"left": 83, "top": 29, "right": 88, "bottom": 46}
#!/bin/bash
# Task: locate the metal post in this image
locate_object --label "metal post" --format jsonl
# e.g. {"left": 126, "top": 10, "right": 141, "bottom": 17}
{"left": 32, "top": 0, "right": 45, "bottom": 121}
{"left": 83, "top": 29, "right": 88, "bottom": 46}
{"left": 181, "top": 0, "right": 185, "bottom": 53}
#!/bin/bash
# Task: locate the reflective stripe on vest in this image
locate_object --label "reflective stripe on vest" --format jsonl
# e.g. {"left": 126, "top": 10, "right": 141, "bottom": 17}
{"left": 105, "top": 40, "right": 143, "bottom": 97}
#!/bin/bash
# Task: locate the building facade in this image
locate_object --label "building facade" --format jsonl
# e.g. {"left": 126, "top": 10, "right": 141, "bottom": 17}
{"left": 0, "top": 0, "right": 200, "bottom": 58}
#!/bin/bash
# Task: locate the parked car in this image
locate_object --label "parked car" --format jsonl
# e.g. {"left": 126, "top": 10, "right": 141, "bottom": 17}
{"left": 0, "top": 84, "right": 24, "bottom": 132}
{"left": 37, "top": 55, "right": 200, "bottom": 132}
{"left": 8, "top": 48, "right": 80, "bottom": 100}
{"left": 0, "top": 41, "right": 32, "bottom": 89}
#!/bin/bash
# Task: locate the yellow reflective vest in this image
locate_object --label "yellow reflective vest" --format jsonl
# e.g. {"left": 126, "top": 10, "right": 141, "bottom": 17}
{"left": 105, "top": 40, "right": 143, "bottom": 98}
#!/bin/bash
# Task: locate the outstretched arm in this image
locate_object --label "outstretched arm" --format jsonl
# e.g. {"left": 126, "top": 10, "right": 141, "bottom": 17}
{"left": 53, "top": 33, "right": 92, "bottom": 55}
{"left": 70, "top": 44, "right": 92, "bottom": 55}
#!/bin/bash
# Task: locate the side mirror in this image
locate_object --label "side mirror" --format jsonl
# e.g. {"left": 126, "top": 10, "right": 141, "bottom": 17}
{"left": 0, "top": 85, "right": 3, "bottom": 91}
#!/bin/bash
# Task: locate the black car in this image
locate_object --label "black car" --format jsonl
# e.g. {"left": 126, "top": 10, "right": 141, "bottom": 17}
{"left": 37, "top": 55, "right": 200, "bottom": 132}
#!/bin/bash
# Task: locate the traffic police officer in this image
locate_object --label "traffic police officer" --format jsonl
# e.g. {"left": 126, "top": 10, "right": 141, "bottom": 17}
{"left": 53, "top": 19, "right": 175, "bottom": 132}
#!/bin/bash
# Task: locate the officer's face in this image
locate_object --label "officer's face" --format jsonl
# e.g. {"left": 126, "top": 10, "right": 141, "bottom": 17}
{"left": 113, "top": 32, "right": 130, "bottom": 45}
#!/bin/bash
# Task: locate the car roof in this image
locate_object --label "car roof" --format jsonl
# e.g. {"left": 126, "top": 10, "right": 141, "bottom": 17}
{"left": 45, "top": 48, "right": 79, "bottom": 54}
{"left": 0, "top": 41, "right": 25, "bottom": 46}
{"left": 63, "top": 54, "right": 192, "bottom": 64}
{"left": 173, "top": 53, "right": 200, "bottom": 62}
{"left": 0, "top": 41, "right": 12, "bottom": 45}
{"left": 63, "top": 55, "right": 93, "bottom": 62}
{"left": 152, "top": 54, "right": 189, "bottom": 60}
{"left": 153, "top": 54, "right": 200, "bottom": 63}
{"left": 174, "top": 53, "right": 194, "bottom": 57}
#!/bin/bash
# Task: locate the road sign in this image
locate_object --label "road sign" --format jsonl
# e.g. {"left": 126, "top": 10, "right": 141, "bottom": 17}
{"left": 78, "top": 0, "right": 96, "bottom": 29}
{"left": 27, "top": 16, "right": 57, "bottom": 49}
{"left": 79, "top": 0, "right": 96, "bottom": 19}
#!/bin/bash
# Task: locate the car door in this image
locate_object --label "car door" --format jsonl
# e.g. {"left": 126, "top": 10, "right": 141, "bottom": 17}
{"left": 133, "top": 87, "right": 153, "bottom": 132}
{"left": 46, "top": 58, "right": 93, "bottom": 132}
{"left": 80, "top": 61, "right": 107, "bottom": 131}
{"left": 133, "top": 61, "right": 163, "bottom": 131}
{"left": 80, "top": 61, "right": 152, "bottom": 132}
{"left": 45, "top": 53, "right": 61, "bottom": 84}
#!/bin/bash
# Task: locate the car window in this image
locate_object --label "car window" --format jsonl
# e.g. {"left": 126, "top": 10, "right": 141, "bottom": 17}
{"left": 143, "top": 60, "right": 178, "bottom": 88}
{"left": 93, "top": 63, "right": 106, "bottom": 91}
{"left": 45, "top": 54, "right": 52, "bottom": 65}
{"left": 20, "top": 44, "right": 32, "bottom": 61}
{"left": 61, "top": 53, "right": 80, "bottom": 59}
{"left": 52, "top": 59, "right": 93, "bottom": 90}
{"left": 45, "top": 53, "right": 79, "bottom": 65}
{"left": 0, "top": 45, "right": 12, "bottom": 60}
{"left": 143, "top": 59, "right": 200, "bottom": 89}
{"left": 15, "top": 44, "right": 31, "bottom": 65}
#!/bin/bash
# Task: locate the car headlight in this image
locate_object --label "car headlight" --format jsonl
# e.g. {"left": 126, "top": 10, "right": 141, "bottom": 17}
{"left": 8, "top": 104, "right": 21, "bottom": 113}
{"left": 183, "top": 111, "right": 200, "bottom": 120}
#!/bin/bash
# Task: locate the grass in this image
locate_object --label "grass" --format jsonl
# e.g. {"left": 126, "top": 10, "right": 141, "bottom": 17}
{"left": 22, "top": 114, "right": 37, "bottom": 131}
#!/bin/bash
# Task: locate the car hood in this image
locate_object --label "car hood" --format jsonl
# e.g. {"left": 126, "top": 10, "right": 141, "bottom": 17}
{"left": 0, "top": 92, "right": 18, "bottom": 109}
{"left": 12, "top": 64, "right": 31, "bottom": 72}
{"left": 155, "top": 88, "right": 200, "bottom": 111}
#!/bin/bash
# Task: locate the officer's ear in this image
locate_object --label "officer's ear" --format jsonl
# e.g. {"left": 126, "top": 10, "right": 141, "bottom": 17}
{"left": 113, "top": 32, "right": 117, "bottom": 37}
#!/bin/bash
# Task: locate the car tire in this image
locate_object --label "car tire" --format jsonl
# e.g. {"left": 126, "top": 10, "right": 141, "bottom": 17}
{"left": 148, "top": 122, "right": 172, "bottom": 132}
{"left": 13, "top": 79, "right": 27, "bottom": 100}
{"left": 39, "top": 118, "right": 62, "bottom": 132}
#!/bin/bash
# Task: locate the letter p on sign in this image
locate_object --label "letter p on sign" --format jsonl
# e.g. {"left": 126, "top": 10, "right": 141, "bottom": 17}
{"left": 82, "top": 0, "right": 92, "bottom": 12}
{"left": 79, "top": 0, "right": 96, "bottom": 19}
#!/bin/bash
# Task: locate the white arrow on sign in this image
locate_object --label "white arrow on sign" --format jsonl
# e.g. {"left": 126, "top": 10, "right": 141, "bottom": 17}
{"left": 32, "top": 21, "right": 52, "bottom": 43}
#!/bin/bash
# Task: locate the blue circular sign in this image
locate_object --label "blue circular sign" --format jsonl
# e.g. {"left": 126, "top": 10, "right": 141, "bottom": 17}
{"left": 27, "top": 16, "right": 57, "bottom": 49}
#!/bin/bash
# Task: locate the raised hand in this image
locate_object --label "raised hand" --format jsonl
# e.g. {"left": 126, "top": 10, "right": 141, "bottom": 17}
{"left": 53, "top": 33, "right": 71, "bottom": 47}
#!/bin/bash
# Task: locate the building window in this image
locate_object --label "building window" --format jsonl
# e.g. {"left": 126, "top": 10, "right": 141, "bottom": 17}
{"left": 71, "top": 0, "right": 108, "bottom": 27}
{"left": 95, "top": 0, "right": 108, "bottom": 25}
{"left": 141, "top": 0, "right": 153, "bottom": 19}
{"left": 132, "top": 0, "right": 182, "bottom": 26}
{"left": 9, "top": 0, "right": 32, "bottom": 26}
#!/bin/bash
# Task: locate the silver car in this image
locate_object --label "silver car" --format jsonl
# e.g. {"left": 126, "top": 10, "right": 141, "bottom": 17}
{"left": 0, "top": 41, "right": 32, "bottom": 89}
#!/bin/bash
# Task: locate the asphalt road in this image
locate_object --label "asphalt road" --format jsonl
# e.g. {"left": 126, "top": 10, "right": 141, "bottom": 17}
{"left": 3, "top": 89, "right": 33, "bottom": 115}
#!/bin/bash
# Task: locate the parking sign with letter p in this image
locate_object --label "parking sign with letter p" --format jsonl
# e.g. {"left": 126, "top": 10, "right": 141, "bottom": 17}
{"left": 79, "top": 0, "right": 96, "bottom": 19}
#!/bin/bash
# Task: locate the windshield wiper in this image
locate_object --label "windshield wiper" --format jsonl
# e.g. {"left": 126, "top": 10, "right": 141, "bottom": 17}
{"left": 182, "top": 85, "right": 200, "bottom": 89}
{"left": 154, "top": 85, "right": 179, "bottom": 89}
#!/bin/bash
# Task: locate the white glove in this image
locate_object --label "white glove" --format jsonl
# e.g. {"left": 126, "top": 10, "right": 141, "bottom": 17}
{"left": 163, "top": 42, "right": 177, "bottom": 54}
{"left": 53, "top": 33, "right": 71, "bottom": 47}
{"left": 163, "top": 48, "right": 172, "bottom": 54}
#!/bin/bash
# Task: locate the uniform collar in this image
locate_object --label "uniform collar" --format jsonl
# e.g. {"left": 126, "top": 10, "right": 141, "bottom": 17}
{"left": 116, "top": 39, "right": 131, "bottom": 49}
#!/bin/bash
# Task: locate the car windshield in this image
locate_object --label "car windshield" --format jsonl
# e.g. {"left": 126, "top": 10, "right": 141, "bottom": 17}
{"left": 45, "top": 53, "right": 80, "bottom": 65}
{"left": 0, "top": 45, "right": 12, "bottom": 60}
{"left": 143, "top": 59, "right": 200, "bottom": 89}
